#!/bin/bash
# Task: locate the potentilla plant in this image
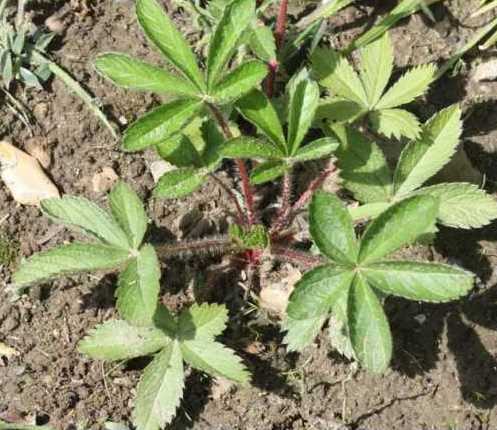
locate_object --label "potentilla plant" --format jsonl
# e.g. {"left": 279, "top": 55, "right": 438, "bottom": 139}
{"left": 11, "top": 0, "right": 497, "bottom": 428}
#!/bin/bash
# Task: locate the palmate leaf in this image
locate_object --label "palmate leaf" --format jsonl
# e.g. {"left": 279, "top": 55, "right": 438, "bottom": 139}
{"left": 157, "top": 133, "right": 203, "bottom": 168}
{"left": 394, "top": 105, "right": 462, "bottom": 197}
{"left": 375, "top": 63, "right": 436, "bottom": 110}
{"left": 363, "top": 261, "right": 474, "bottom": 302}
{"left": 136, "top": 0, "right": 205, "bottom": 90}
{"left": 286, "top": 68, "right": 320, "bottom": 155}
{"left": 154, "top": 167, "right": 205, "bottom": 199}
{"left": 180, "top": 340, "right": 250, "bottom": 383}
{"left": 211, "top": 60, "right": 267, "bottom": 103}
{"left": 133, "top": 341, "right": 184, "bottom": 430}
{"left": 309, "top": 191, "right": 359, "bottom": 265}
{"left": 78, "top": 320, "right": 169, "bottom": 360}
{"left": 359, "top": 32, "right": 394, "bottom": 108}
{"left": 109, "top": 182, "right": 149, "bottom": 249}
{"left": 292, "top": 137, "right": 339, "bottom": 163}
{"left": 334, "top": 126, "right": 393, "bottom": 203}
{"left": 13, "top": 243, "right": 130, "bottom": 288}
{"left": 328, "top": 285, "right": 355, "bottom": 359}
{"left": 311, "top": 47, "right": 367, "bottom": 107}
{"left": 287, "top": 265, "right": 354, "bottom": 320}
{"left": 178, "top": 303, "right": 228, "bottom": 341}
{"left": 249, "top": 23, "right": 276, "bottom": 62}
{"left": 94, "top": 53, "right": 200, "bottom": 98}
{"left": 250, "top": 160, "right": 288, "bottom": 184}
{"left": 207, "top": 0, "right": 255, "bottom": 88}
{"left": 116, "top": 245, "right": 161, "bottom": 326}
{"left": 358, "top": 195, "right": 439, "bottom": 264}
{"left": 415, "top": 183, "right": 497, "bottom": 229}
{"left": 41, "top": 197, "right": 129, "bottom": 249}
{"left": 220, "top": 137, "right": 285, "bottom": 160}
{"left": 123, "top": 99, "right": 202, "bottom": 151}
{"left": 369, "top": 108, "right": 421, "bottom": 140}
{"left": 283, "top": 314, "right": 327, "bottom": 352}
{"left": 348, "top": 274, "right": 392, "bottom": 373}
{"left": 236, "top": 89, "right": 287, "bottom": 153}
{"left": 316, "top": 97, "right": 364, "bottom": 124}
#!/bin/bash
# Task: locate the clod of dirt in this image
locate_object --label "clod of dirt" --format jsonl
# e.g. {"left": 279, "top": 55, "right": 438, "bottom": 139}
{"left": 92, "top": 166, "right": 119, "bottom": 193}
{"left": 211, "top": 377, "right": 235, "bottom": 400}
{"left": 0, "top": 141, "right": 59, "bottom": 205}
{"left": 24, "top": 137, "right": 51, "bottom": 169}
{"left": 259, "top": 264, "right": 301, "bottom": 315}
{"left": 149, "top": 160, "right": 173, "bottom": 183}
{"left": 45, "top": 15, "right": 66, "bottom": 34}
{"left": 471, "top": 59, "right": 497, "bottom": 82}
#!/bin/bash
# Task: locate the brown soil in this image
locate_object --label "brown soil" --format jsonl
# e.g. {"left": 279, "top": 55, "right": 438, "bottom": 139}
{"left": 2, "top": 1, "right": 497, "bottom": 429}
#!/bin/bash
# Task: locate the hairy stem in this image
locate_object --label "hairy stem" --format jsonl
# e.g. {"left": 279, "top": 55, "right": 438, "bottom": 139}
{"left": 265, "top": 59, "right": 278, "bottom": 98}
{"left": 270, "top": 171, "right": 293, "bottom": 234}
{"left": 210, "top": 173, "right": 246, "bottom": 225}
{"left": 271, "top": 244, "right": 325, "bottom": 270}
{"left": 291, "top": 164, "right": 336, "bottom": 214}
{"left": 207, "top": 103, "right": 257, "bottom": 226}
{"left": 155, "top": 236, "right": 237, "bottom": 259}
{"left": 275, "top": 0, "right": 289, "bottom": 49}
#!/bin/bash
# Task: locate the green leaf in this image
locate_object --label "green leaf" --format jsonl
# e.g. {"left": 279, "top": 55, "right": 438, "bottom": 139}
{"left": 415, "top": 183, "right": 497, "bottom": 229}
{"left": 363, "top": 261, "right": 474, "bottom": 302}
{"left": 249, "top": 160, "right": 288, "bottom": 184}
{"left": 309, "top": 191, "right": 359, "bottom": 265}
{"left": 109, "top": 182, "right": 149, "bottom": 249}
{"left": 292, "top": 137, "right": 339, "bottom": 163}
{"left": 286, "top": 68, "right": 320, "bottom": 155}
{"left": 311, "top": 47, "right": 368, "bottom": 107}
{"left": 369, "top": 108, "right": 421, "bottom": 140}
{"left": 328, "top": 285, "right": 355, "bottom": 359}
{"left": 177, "top": 303, "right": 228, "bottom": 341}
{"left": 156, "top": 134, "right": 202, "bottom": 168}
{"left": 220, "top": 137, "right": 284, "bottom": 160}
{"left": 78, "top": 320, "right": 169, "bottom": 360}
{"left": 180, "top": 340, "right": 250, "bottom": 383}
{"left": 315, "top": 97, "right": 365, "bottom": 123}
{"left": 358, "top": 195, "right": 439, "bottom": 264}
{"left": 133, "top": 341, "right": 184, "bottom": 430}
{"left": 287, "top": 265, "right": 354, "bottom": 320}
{"left": 229, "top": 224, "right": 269, "bottom": 249}
{"left": 154, "top": 167, "right": 205, "bottom": 199}
{"left": 123, "top": 99, "right": 202, "bottom": 151}
{"left": 394, "top": 105, "right": 462, "bottom": 197}
{"left": 283, "top": 314, "right": 327, "bottom": 352}
{"left": 334, "top": 126, "right": 393, "bottom": 203}
{"left": 348, "top": 274, "right": 392, "bottom": 373}
{"left": 359, "top": 32, "right": 394, "bottom": 108}
{"left": 116, "top": 245, "right": 160, "bottom": 326}
{"left": 212, "top": 60, "right": 267, "bottom": 103}
{"left": 376, "top": 64, "right": 436, "bottom": 110}
{"left": 41, "top": 197, "right": 129, "bottom": 249}
{"left": 249, "top": 23, "right": 276, "bottom": 61}
{"left": 149, "top": 165, "right": 201, "bottom": 204}
{"left": 207, "top": 0, "right": 255, "bottom": 88}
{"left": 95, "top": 53, "right": 199, "bottom": 97}
{"left": 136, "top": 0, "right": 205, "bottom": 89}
{"left": 13, "top": 243, "right": 130, "bottom": 288}
{"left": 200, "top": 120, "right": 225, "bottom": 170}
{"left": 236, "top": 89, "right": 286, "bottom": 152}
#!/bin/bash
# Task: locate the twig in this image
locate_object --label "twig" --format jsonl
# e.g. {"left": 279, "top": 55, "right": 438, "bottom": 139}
{"left": 31, "top": 50, "right": 119, "bottom": 138}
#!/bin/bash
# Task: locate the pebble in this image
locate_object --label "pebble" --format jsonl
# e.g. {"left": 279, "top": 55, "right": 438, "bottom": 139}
{"left": 92, "top": 167, "right": 119, "bottom": 193}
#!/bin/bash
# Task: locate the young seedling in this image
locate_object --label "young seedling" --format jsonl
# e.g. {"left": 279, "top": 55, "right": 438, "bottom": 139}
{"left": 284, "top": 191, "right": 474, "bottom": 372}
{"left": 334, "top": 105, "right": 497, "bottom": 229}
{"left": 312, "top": 32, "right": 436, "bottom": 140}
{"left": 14, "top": 182, "right": 249, "bottom": 430}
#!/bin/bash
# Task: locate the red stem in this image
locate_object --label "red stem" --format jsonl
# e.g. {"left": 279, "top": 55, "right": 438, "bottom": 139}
{"left": 271, "top": 244, "right": 325, "bottom": 270}
{"left": 210, "top": 174, "right": 246, "bottom": 225}
{"left": 207, "top": 103, "right": 257, "bottom": 226}
{"left": 156, "top": 236, "right": 237, "bottom": 259}
{"left": 275, "top": 0, "right": 289, "bottom": 49}
{"left": 265, "top": 59, "right": 278, "bottom": 98}
{"left": 270, "top": 171, "right": 292, "bottom": 234}
{"left": 292, "top": 164, "right": 336, "bottom": 214}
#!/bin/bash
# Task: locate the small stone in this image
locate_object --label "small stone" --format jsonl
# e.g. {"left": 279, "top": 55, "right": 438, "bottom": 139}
{"left": 414, "top": 314, "right": 427, "bottom": 324}
{"left": 211, "top": 377, "right": 235, "bottom": 400}
{"left": 149, "top": 160, "right": 174, "bottom": 183}
{"left": 45, "top": 15, "right": 65, "bottom": 33}
{"left": 259, "top": 265, "right": 302, "bottom": 315}
{"left": 24, "top": 137, "right": 51, "bottom": 169}
{"left": 0, "top": 141, "right": 59, "bottom": 205}
{"left": 33, "top": 103, "right": 48, "bottom": 119}
{"left": 92, "top": 167, "right": 119, "bottom": 193}
{"left": 472, "top": 59, "right": 497, "bottom": 82}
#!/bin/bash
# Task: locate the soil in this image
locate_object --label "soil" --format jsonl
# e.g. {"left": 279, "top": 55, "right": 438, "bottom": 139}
{"left": 2, "top": 0, "right": 497, "bottom": 429}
